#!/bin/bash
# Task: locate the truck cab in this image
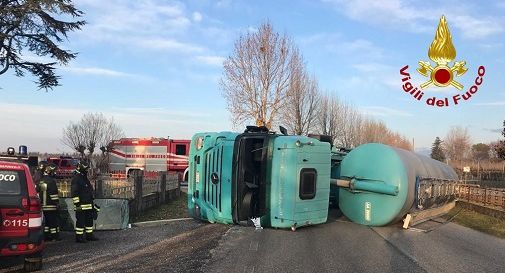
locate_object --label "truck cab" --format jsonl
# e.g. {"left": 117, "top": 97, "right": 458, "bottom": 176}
{"left": 188, "top": 127, "right": 331, "bottom": 230}
{"left": 46, "top": 157, "right": 78, "bottom": 178}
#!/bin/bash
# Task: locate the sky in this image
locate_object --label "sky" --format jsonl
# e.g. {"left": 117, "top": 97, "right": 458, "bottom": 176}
{"left": 1, "top": 0, "right": 504, "bottom": 153}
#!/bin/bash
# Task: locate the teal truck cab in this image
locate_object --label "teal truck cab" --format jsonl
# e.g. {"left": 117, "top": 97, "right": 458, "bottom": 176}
{"left": 188, "top": 126, "right": 331, "bottom": 230}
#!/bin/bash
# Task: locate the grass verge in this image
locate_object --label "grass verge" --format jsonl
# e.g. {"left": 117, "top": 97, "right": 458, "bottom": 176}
{"left": 132, "top": 193, "right": 189, "bottom": 223}
{"left": 443, "top": 207, "right": 505, "bottom": 239}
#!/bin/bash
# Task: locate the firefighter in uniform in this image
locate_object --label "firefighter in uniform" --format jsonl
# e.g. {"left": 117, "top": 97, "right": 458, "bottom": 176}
{"left": 71, "top": 160, "right": 99, "bottom": 243}
{"left": 38, "top": 163, "right": 61, "bottom": 240}
{"left": 33, "top": 161, "right": 48, "bottom": 185}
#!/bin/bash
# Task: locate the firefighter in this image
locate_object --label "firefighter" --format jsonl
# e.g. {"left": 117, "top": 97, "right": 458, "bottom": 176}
{"left": 39, "top": 163, "right": 61, "bottom": 240}
{"left": 71, "top": 160, "right": 99, "bottom": 243}
{"left": 33, "top": 161, "right": 48, "bottom": 185}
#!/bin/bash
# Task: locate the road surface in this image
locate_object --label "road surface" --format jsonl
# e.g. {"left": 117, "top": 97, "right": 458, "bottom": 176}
{"left": 2, "top": 212, "right": 504, "bottom": 273}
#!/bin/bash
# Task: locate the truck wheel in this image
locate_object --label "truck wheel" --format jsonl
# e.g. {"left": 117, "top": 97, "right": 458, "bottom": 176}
{"left": 24, "top": 253, "right": 42, "bottom": 272}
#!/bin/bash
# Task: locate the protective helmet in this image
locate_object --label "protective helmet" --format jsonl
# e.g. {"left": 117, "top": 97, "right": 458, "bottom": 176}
{"left": 44, "top": 163, "right": 57, "bottom": 176}
{"left": 36, "top": 161, "right": 48, "bottom": 172}
{"left": 76, "top": 160, "right": 90, "bottom": 174}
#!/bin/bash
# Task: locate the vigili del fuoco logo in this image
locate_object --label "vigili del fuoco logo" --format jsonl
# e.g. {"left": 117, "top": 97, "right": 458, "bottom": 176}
{"left": 400, "top": 15, "right": 485, "bottom": 107}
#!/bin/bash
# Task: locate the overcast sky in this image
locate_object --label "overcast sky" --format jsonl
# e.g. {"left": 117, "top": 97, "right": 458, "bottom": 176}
{"left": 1, "top": 0, "right": 504, "bottom": 153}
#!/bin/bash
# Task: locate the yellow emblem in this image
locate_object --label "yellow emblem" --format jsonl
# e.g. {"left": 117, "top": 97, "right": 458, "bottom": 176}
{"left": 417, "top": 16, "right": 467, "bottom": 90}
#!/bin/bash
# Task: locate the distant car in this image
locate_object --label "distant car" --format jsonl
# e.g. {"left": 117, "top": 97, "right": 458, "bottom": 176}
{"left": 0, "top": 161, "right": 44, "bottom": 271}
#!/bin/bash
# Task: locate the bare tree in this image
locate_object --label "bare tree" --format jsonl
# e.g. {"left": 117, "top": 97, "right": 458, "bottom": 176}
{"left": 444, "top": 126, "right": 471, "bottom": 162}
{"left": 316, "top": 92, "right": 340, "bottom": 144}
{"left": 337, "top": 103, "right": 363, "bottom": 148}
{"left": 281, "top": 55, "right": 320, "bottom": 135}
{"left": 221, "top": 22, "right": 302, "bottom": 129}
{"left": 62, "top": 112, "right": 124, "bottom": 160}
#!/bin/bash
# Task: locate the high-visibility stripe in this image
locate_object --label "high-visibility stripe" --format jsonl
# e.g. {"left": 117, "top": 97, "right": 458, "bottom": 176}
{"left": 85, "top": 230, "right": 93, "bottom": 233}
{"left": 44, "top": 227, "right": 49, "bottom": 231}
{"left": 75, "top": 227, "right": 84, "bottom": 231}
{"left": 76, "top": 231, "right": 84, "bottom": 235}
{"left": 43, "top": 207, "right": 57, "bottom": 211}
{"left": 72, "top": 197, "right": 80, "bottom": 203}
{"left": 50, "top": 194, "right": 59, "bottom": 198}
{"left": 85, "top": 227, "right": 93, "bottom": 230}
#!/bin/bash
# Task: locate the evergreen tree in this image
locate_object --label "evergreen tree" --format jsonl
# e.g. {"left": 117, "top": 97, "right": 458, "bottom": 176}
{"left": 497, "top": 120, "right": 505, "bottom": 160}
{"left": 431, "top": 137, "right": 446, "bottom": 162}
{"left": 0, "top": 0, "right": 85, "bottom": 90}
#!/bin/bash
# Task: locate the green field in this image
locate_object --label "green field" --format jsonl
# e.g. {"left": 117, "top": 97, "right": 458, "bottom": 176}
{"left": 132, "top": 193, "right": 189, "bottom": 223}
{"left": 443, "top": 207, "right": 505, "bottom": 239}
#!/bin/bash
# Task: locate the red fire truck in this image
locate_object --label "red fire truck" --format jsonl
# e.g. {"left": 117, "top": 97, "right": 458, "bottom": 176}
{"left": 108, "top": 138, "right": 190, "bottom": 181}
{"left": 46, "top": 157, "right": 78, "bottom": 178}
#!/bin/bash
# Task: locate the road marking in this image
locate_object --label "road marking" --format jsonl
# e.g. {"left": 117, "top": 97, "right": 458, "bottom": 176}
{"left": 249, "top": 241, "right": 259, "bottom": 251}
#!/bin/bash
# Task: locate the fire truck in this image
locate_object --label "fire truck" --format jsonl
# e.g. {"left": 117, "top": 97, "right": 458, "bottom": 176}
{"left": 46, "top": 157, "right": 78, "bottom": 178}
{"left": 108, "top": 138, "right": 190, "bottom": 181}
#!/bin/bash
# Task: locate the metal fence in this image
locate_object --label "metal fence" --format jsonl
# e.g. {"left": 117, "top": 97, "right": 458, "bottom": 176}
{"left": 456, "top": 184, "right": 505, "bottom": 210}
{"left": 56, "top": 172, "right": 180, "bottom": 200}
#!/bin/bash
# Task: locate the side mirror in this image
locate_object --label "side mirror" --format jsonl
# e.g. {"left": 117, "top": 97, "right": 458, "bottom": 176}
{"left": 279, "top": 126, "right": 288, "bottom": 135}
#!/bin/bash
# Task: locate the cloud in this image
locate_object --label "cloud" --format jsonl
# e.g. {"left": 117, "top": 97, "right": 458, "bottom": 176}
{"left": 0, "top": 102, "right": 230, "bottom": 152}
{"left": 76, "top": 0, "right": 205, "bottom": 54}
{"left": 322, "top": 0, "right": 504, "bottom": 39}
{"left": 136, "top": 38, "right": 204, "bottom": 53}
{"left": 194, "top": 55, "right": 225, "bottom": 66}
{"left": 484, "top": 128, "right": 502, "bottom": 133}
{"left": 360, "top": 106, "right": 413, "bottom": 117}
{"left": 247, "top": 26, "right": 258, "bottom": 33}
{"left": 63, "top": 66, "right": 135, "bottom": 77}
{"left": 474, "top": 101, "right": 505, "bottom": 106}
{"left": 192, "top": 11, "right": 203, "bottom": 22}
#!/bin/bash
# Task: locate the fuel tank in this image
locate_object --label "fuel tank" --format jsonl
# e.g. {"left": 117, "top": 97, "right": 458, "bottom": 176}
{"left": 338, "top": 143, "right": 458, "bottom": 226}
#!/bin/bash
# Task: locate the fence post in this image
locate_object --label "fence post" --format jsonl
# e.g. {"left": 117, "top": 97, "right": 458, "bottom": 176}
{"left": 134, "top": 173, "right": 144, "bottom": 214}
{"left": 160, "top": 172, "right": 166, "bottom": 204}
{"left": 96, "top": 179, "right": 103, "bottom": 198}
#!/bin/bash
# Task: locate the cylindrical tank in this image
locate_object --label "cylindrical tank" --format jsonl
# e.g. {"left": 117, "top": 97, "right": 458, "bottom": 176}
{"left": 338, "top": 143, "right": 458, "bottom": 226}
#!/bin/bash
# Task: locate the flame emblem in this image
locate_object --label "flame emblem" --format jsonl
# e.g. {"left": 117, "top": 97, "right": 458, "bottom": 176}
{"left": 417, "top": 16, "right": 467, "bottom": 90}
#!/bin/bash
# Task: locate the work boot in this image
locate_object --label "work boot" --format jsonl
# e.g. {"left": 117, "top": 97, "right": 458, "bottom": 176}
{"left": 86, "top": 233, "right": 99, "bottom": 241}
{"left": 75, "top": 234, "right": 87, "bottom": 243}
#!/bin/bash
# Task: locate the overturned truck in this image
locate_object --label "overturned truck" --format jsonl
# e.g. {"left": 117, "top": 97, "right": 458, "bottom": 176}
{"left": 187, "top": 126, "right": 331, "bottom": 230}
{"left": 188, "top": 127, "right": 459, "bottom": 230}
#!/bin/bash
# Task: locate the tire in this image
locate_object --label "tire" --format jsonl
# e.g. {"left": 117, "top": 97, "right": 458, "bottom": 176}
{"left": 24, "top": 259, "right": 42, "bottom": 272}
{"left": 24, "top": 253, "right": 43, "bottom": 272}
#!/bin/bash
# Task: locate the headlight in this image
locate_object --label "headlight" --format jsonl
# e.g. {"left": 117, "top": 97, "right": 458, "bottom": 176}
{"left": 195, "top": 136, "right": 204, "bottom": 150}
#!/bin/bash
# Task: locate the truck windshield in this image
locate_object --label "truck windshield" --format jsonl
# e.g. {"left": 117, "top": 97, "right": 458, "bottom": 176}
{"left": 60, "top": 160, "right": 72, "bottom": 167}
{"left": 0, "top": 170, "right": 24, "bottom": 195}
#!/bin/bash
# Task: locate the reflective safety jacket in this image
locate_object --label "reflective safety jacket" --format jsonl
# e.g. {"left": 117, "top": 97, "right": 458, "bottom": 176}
{"left": 39, "top": 175, "right": 59, "bottom": 211}
{"left": 71, "top": 171, "right": 94, "bottom": 210}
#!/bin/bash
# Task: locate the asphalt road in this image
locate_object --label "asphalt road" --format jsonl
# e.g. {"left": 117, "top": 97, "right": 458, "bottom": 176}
{"left": 204, "top": 213, "right": 505, "bottom": 273}
{"left": 2, "top": 212, "right": 505, "bottom": 273}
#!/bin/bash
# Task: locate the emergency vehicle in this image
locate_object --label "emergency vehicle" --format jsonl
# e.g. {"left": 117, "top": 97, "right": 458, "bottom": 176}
{"left": 46, "top": 157, "right": 78, "bottom": 178}
{"left": 0, "top": 147, "right": 43, "bottom": 271}
{"left": 108, "top": 138, "right": 190, "bottom": 180}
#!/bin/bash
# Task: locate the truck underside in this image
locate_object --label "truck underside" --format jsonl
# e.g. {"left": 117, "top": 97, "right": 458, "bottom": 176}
{"left": 232, "top": 134, "right": 269, "bottom": 224}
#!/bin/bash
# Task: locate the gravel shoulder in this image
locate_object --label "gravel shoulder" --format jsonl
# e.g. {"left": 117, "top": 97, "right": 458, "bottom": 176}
{"left": 1, "top": 220, "right": 229, "bottom": 273}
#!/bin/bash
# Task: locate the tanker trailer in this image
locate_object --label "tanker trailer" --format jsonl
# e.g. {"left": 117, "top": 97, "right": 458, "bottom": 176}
{"left": 187, "top": 126, "right": 331, "bottom": 230}
{"left": 334, "top": 143, "right": 459, "bottom": 227}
